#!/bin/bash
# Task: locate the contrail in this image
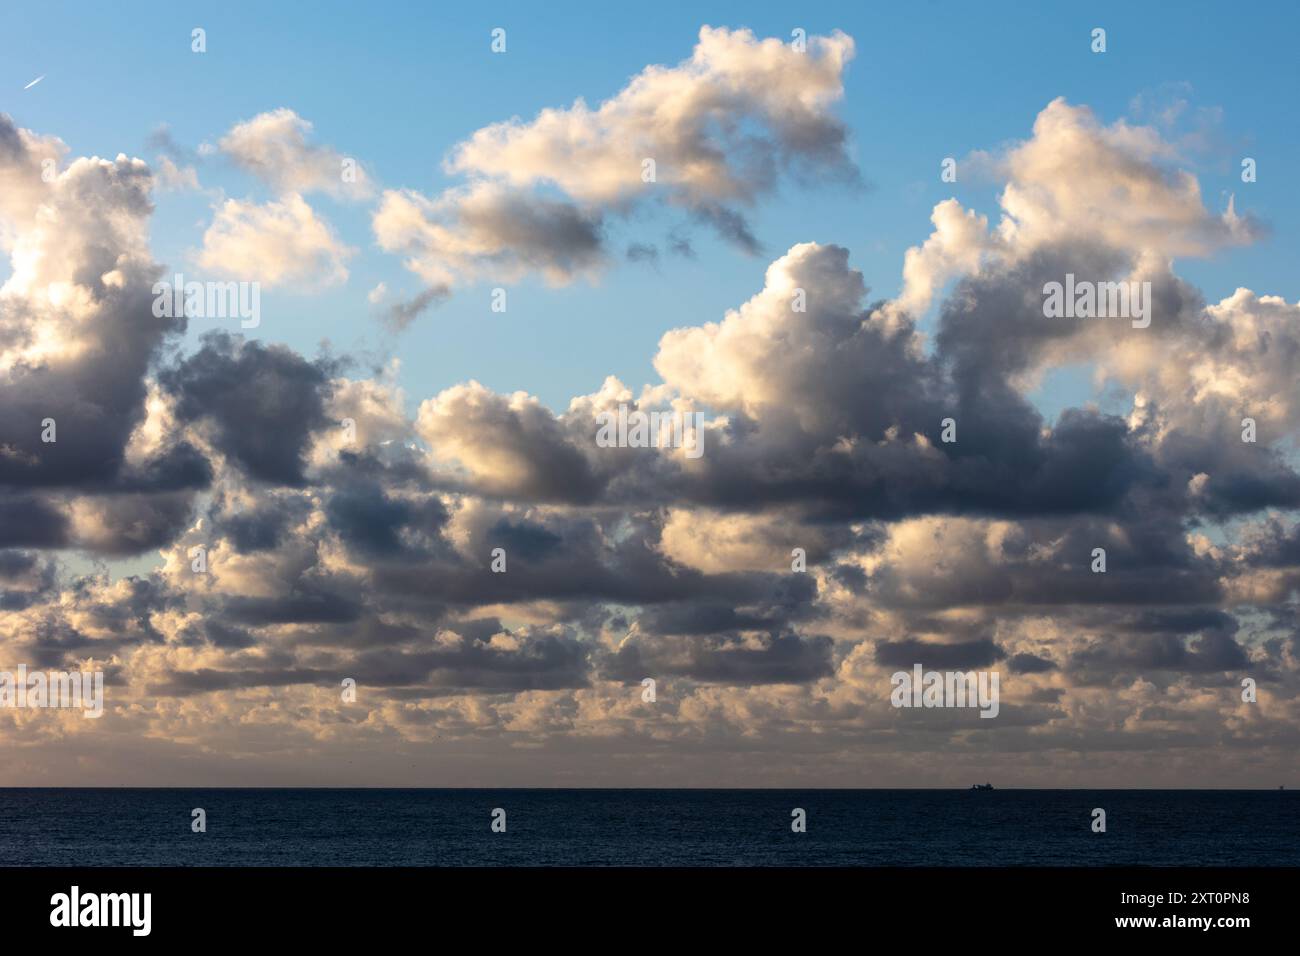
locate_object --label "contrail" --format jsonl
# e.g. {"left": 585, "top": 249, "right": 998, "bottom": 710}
{"left": 23, "top": 75, "right": 45, "bottom": 90}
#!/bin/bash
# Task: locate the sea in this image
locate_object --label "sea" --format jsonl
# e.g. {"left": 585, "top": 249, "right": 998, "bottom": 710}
{"left": 0, "top": 788, "right": 1295, "bottom": 866}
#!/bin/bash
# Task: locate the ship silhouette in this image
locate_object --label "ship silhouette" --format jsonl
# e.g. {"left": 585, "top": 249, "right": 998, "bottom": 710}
{"left": 970, "top": 782, "right": 994, "bottom": 791}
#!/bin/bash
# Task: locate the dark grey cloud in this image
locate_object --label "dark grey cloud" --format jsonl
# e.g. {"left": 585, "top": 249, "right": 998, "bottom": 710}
{"left": 692, "top": 203, "right": 762, "bottom": 255}
{"left": 153, "top": 623, "right": 591, "bottom": 696}
{"left": 144, "top": 124, "right": 201, "bottom": 165}
{"left": 874, "top": 637, "right": 1006, "bottom": 669}
{"left": 384, "top": 285, "right": 449, "bottom": 330}
{"left": 626, "top": 242, "right": 659, "bottom": 266}
{"left": 1067, "top": 629, "right": 1251, "bottom": 683}
{"left": 604, "top": 631, "right": 834, "bottom": 685}
{"left": 161, "top": 333, "right": 340, "bottom": 485}
{"left": 1007, "top": 653, "right": 1057, "bottom": 674}
{"left": 0, "top": 496, "right": 68, "bottom": 548}
{"left": 224, "top": 588, "right": 363, "bottom": 626}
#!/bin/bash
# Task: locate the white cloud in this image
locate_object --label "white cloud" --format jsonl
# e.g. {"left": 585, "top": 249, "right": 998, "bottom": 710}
{"left": 219, "top": 108, "right": 371, "bottom": 199}
{"left": 195, "top": 193, "right": 354, "bottom": 289}
{"left": 447, "top": 26, "right": 856, "bottom": 207}
{"left": 372, "top": 27, "right": 857, "bottom": 300}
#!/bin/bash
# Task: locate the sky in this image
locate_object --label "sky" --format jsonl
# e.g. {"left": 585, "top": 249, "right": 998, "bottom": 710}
{"left": 0, "top": 0, "right": 1298, "bottom": 786}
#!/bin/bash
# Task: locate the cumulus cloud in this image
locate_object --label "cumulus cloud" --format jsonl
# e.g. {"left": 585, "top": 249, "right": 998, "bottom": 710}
{"left": 884, "top": 98, "right": 1265, "bottom": 325}
{"left": 371, "top": 27, "right": 858, "bottom": 308}
{"left": 195, "top": 193, "right": 354, "bottom": 288}
{"left": 415, "top": 381, "right": 604, "bottom": 502}
{"left": 153, "top": 155, "right": 200, "bottom": 192}
{"left": 186, "top": 109, "right": 365, "bottom": 293}
{"left": 0, "top": 113, "right": 67, "bottom": 248}
{"left": 160, "top": 334, "right": 341, "bottom": 486}
{"left": 218, "top": 108, "right": 371, "bottom": 199}
{"left": 0, "top": 115, "right": 207, "bottom": 556}
{"left": 447, "top": 26, "right": 856, "bottom": 206}
{"left": 373, "top": 181, "right": 603, "bottom": 289}
{"left": 993, "top": 98, "right": 1262, "bottom": 257}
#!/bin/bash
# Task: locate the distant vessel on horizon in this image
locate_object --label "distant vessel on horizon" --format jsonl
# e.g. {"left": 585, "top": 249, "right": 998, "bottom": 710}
{"left": 970, "top": 783, "right": 994, "bottom": 791}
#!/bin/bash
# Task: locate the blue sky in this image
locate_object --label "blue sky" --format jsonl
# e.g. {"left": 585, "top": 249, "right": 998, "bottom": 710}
{"left": 4, "top": 0, "right": 1296, "bottom": 420}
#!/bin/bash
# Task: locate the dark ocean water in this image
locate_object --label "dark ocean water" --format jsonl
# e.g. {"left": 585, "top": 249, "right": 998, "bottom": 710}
{"left": 0, "top": 789, "right": 1295, "bottom": 866}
